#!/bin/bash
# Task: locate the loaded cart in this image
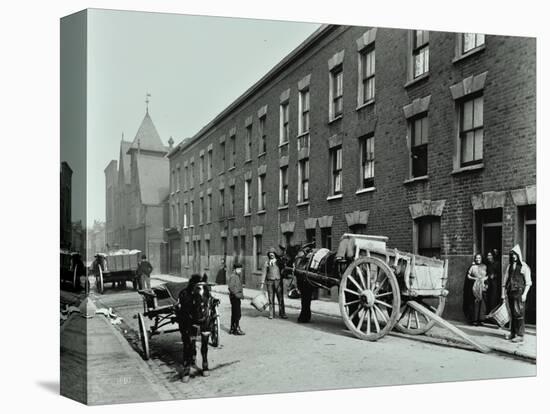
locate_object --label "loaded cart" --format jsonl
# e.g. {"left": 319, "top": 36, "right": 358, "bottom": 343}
{"left": 287, "top": 234, "right": 489, "bottom": 352}
{"left": 92, "top": 249, "right": 142, "bottom": 294}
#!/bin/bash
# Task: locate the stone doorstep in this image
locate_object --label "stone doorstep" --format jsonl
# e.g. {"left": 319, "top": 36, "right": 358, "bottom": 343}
{"left": 151, "top": 275, "right": 536, "bottom": 362}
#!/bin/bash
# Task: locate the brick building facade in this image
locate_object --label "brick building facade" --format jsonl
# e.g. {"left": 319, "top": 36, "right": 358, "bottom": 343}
{"left": 166, "top": 25, "right": 536, "bottom": 321}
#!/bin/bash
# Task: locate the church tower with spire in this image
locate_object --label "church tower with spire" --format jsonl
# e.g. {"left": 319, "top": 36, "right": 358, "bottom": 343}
{"left": 105, "top": 94, "right": 170, "bottom": 273}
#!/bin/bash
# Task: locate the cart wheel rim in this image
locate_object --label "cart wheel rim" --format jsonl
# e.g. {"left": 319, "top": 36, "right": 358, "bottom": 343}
{"left": 395, "top": 296, "right": 446, "bottom": 335}
{"left": 339, "top": 256, "right": 400, "bottom": 342}
{"left": 138, "top": 313, "right": 150, "bottom": 360}
{"left": 73, "top": 267, "right": 78, "bottom": 290}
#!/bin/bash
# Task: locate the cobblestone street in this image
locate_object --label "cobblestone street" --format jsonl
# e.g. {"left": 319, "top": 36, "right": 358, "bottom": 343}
{"left": 90, "top": 280, "right": 535, "bottom": 401}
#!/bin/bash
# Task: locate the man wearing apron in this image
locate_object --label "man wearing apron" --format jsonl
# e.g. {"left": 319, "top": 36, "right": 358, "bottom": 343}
{"left": 501, "top": 245, "right": 532, "bottom": 343}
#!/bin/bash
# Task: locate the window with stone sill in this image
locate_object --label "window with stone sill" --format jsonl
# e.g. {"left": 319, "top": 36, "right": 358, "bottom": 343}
{"left": 280, "top": 166, "right": 289, "bottom": 206}
{"left": 330, "top": 66, "right": 344, "bottom": 119}
{"left": 359, "top": 135, "right": 374, "bottom": 189}
{"left": 410, "top": 114, "right": 429, "bottom": 178}
{"left": 229, "top": 185, "right": 235, "bottom": 216}
{"left": 462, "top": 33, "right": 485, "bottom": 55}
{"left": 359, "top": 46, "right": 375, "bottom": 104}
{"left": 219, "top": 189, "right": 225, "bottom": 218}
{"left": 259, "top": 116, "right": 267, "bottom": 155}
{"left": 207, "top": 194, "right": 212, "bottom": 223}
{"left": 299, "top": 88, "right": 310, "bottom": 135}
{"left": 220, "top": 142, "right": 226, "bottom": 171}
{"left": 199, "top": 196, "right": 204, "bottom": 224}
{"left": 207, "top": 149, "right": 212, "bottom": 180}
{"left": 459, "top": 94, "right": 484, "bottom": 167}
{"left": 330, "top": 146, "right": 343, "bottom": 195}
{"left": 245, "top": 124, "right": 252, "bottom": 161}
{"left": 280, "top": 102, "right": 290, "bottom": 144}
{"left": 412, "top": 30, "right": 429, "bottom": 79}
{"left": 244, "top": 179, "right": 252, "bottom": 215}
{"left": 258, "top": 174, "right": 266, "bottom": 211}
{"left": 230, "top": 134, "right": 236, "bottom": 168}
{"left": 298, "top": 158, "right": 310, "bottom": 203}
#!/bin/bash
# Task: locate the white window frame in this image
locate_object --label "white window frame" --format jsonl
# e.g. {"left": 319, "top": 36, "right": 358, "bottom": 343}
{"left": 410, "top": 30, "right": 429, "bottom": 79}
{"left": 279, "top": 166, "right": 289, "bottom": 206}
{"left": 461, "top": 33, "right": 485, "bottom": 55}
{"left": 259, "top": 116, "right": 267, "bottom": 155}
{"left": 358, "top": 47, "right": 375, "bottom": 105}
{"left": 298, "top": 88, "right": 310, "bottom": 135}
{"left": 458, "top": 94, "right": 484, "bottom": 167}
{"left": 359, "top": 135, "right": 375, "bottom": 189}
{"left": 245, "top": 125, "right": 252, "bottom": 161}
{"left": 329, "top": 66, "right": 344, "bottom": 120}
{"left": 244, "top": 179, "right": 251, "bottom": 215}
{"left": 298, "top": 158, "right": 310, "bottom": 203}
{"left": 280, "top": 102, "right": 290, "bottom": 144}
{"left": 330, "top": 146, "right": 343, "bottom": 195}
{"left": 258, "top": 174, "right": 266, "bottom": 211}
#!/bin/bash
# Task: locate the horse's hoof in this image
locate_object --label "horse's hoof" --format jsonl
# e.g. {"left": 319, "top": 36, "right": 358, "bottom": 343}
{"left": 202, "top": 370, "right": 210, "bottom": 377}
{"left": 182, "top": 375, "right": 190, "bottom": 383}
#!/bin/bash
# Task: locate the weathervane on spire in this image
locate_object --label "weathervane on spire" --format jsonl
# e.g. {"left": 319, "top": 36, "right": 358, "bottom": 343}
{"left": 145, "top": 92, "right": 151, "bottom": 113}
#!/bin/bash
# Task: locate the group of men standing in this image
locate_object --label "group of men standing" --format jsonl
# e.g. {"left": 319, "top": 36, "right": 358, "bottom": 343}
{"left": 227, "top": 247, "right": 289, "bottom": 335}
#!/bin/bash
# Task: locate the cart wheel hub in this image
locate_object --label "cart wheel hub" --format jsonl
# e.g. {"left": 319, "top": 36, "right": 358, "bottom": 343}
{"left": 360, "top": 290, "right": 376, "bottom": 308}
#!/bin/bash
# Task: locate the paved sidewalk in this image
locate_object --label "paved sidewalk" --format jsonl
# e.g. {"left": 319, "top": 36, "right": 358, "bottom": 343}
{"left": 152, "top": 274, "right": 536, "bottom": 362}
{"left": 60, "top": 295, "right": 173, "bottom": 405}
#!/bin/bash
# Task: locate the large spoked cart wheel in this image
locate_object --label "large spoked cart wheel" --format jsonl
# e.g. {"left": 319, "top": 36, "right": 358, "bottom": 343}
{"left": 137, "top": 313, "right": 150, "bottom": 360}
{"left": 395, "top": 296, "right": 446, "bottom": 335}
{"left": 96, "top": 266, "right": 104, "bottom": 294}
{"left": 339, "top": 256, "right": 401, "bottom": 341}
{"left": 209, "top": 307, "right": 221, "bottom": 348}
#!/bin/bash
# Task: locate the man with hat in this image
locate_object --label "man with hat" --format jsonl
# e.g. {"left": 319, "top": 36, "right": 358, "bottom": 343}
{"left": 228, "top": 262, "right": 245, "bottom": 335}
{"left": 260, "top": 247, "right": 288, "bottom": 319}
{"left": 137, "top": 254, "right": 153, "bottom": 290}
{"left": 501, "top": 244, "right": 532, "bottom": 343}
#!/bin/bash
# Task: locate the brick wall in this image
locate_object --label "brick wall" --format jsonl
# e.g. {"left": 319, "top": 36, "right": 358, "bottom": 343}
{"left": 167, "top": 26, "right": 536, "bottom": 321}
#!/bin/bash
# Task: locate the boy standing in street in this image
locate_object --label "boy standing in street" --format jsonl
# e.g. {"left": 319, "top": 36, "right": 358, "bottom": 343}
{"left": 501, "top": 245, "right": 532, "bottom": 343}
{"left": 228, "top": 262, "right": 245, "bottom": 335}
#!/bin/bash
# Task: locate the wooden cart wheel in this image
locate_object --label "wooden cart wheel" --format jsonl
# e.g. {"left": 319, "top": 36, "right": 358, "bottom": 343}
{"left": 210, "top": 314, "right": 220, "bottom": 347}
{"left": 339, "top": 256, "right": 401, "bottom": 341}
{"left": 137, "top": 313, "right": 150, "bottom": 360}
{"left": 395, "top": 296, "right": 446, "bottom": 335}
{"left": 96, "top": 266, "right": 104, "bottom": 294}
{"left": 73, "top": 267, "right": 78, "bottom": 291}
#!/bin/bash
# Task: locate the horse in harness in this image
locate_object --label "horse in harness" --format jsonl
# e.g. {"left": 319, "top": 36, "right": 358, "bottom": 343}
{"left": 279, "top": 242, "right": 345, "bottom": 323}
{"left": 177, "top": 275, "right": 215, "bottom": 382}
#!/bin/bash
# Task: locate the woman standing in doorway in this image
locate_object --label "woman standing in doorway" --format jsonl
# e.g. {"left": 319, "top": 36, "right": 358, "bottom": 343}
{"left": 464, "top": 253, "right": 488, "bottom": 325}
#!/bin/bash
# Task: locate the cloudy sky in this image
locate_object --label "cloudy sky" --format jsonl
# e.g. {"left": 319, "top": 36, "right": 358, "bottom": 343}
{"left": 84, "top": 8, "right": 320, "bottom": 225}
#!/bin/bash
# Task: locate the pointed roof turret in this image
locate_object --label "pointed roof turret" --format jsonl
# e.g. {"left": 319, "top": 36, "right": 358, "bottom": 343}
{"left": 128, "top": 111, "right": 166, "bottom": 154}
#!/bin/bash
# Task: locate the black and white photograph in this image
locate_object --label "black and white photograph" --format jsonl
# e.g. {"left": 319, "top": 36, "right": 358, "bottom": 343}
{"left": 58, "top": 7, "right": 539, "bottom": 405}
{"left": 2, "top": 0, "right": 548, "bottom": 412}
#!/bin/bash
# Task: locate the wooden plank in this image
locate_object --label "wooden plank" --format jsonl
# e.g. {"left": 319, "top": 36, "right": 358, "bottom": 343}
{"left": 407, "top": 301, "right": 491, "bottom": 354}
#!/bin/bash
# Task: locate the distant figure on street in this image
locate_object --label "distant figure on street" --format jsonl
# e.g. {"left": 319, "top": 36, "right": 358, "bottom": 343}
{"left": 502, "top": 245, "right": 532, "bottom": 343}
{"left": 463, "top": 253, "right": 487, "bottom": 325}
{"left": 137, "top": 254, "right": 153, "bottom": 290}
{"left": 260, "top": 247, "right": 287, "bottom": 319}
{"left": 484, "top": 251, "right": 501, "bottom": 314}
{"left": 215, "top": 258, "right": 227, "bottom": 285}
{"left": 228, "top": 262, "right": 245, "bottom": 335}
